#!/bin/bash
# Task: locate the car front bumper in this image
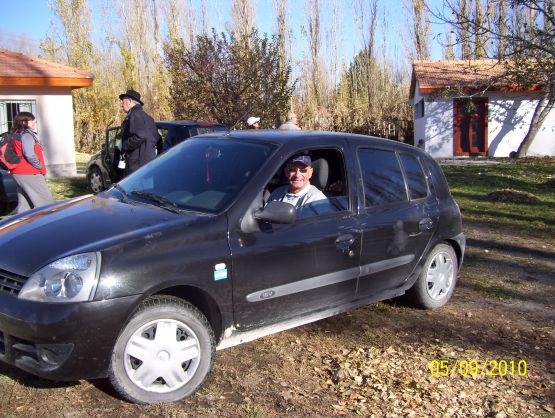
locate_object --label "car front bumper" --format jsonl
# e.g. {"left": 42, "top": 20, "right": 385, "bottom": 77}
{"left": 0, "top": 293, "right": 142, "bottom": 381}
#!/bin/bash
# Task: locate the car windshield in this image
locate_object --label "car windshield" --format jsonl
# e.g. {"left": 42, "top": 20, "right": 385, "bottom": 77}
{"left": 118, "top": 138, "right": 276, "bottom": 213}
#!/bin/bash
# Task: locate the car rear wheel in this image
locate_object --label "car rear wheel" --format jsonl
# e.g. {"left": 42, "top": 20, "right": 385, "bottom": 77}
{"left": 87, "top": 166, "right": 105, "bottom": 193}
{"left": 406, "top": 243, "right": 458, "bottom": 309}
{"left": 109, "top": 296, "right": 215, "bottom": 404}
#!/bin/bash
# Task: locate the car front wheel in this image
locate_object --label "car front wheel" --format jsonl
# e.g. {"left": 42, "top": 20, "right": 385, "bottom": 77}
{"left": 109, "top": 296, "right": 215, "bottom": 404}
{"left": 87, "top": 166, "right": 105, "bottom": 193}
{"left": 406, "top": 243, "right": 458, "bottom": 309}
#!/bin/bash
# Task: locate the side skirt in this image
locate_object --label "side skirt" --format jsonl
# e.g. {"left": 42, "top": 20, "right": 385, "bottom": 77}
{"left": 217, "top": 287, "right": 406, "bottom": 350}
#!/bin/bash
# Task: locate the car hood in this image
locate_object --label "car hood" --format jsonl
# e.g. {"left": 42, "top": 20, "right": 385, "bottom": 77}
{"left": 0, "top": 193, "right": 206, "bottom": 276}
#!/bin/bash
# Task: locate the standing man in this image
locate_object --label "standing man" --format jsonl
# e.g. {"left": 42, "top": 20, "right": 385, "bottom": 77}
{"left": 119, "top": 89, "right": 158, "bottom": 175}
{"left": 278, "top": 111, "right": 301, "bottom": 130}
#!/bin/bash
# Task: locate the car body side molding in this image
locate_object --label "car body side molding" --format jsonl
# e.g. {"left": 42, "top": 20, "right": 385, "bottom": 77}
{"left": 245, "top": 254, "right": 415, "bottom": 302}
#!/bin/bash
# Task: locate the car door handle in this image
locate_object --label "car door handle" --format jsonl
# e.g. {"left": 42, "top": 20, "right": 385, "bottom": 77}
{"left": 409, "top": 218, "right": 434, "bottom": 237}
{"left": 335, "top": 234, "right": 355, "bottom": 254}
{"left": 419, "top": 218, "right": 434, "bottom": 231}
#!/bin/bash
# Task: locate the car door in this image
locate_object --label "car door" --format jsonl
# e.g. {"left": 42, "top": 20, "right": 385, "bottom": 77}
{"left": 103, "top": 127, "right": 124, "bottom": 183}
{"left": 354, "top": 146, "right": 438, "bottom": 298}
{"left": 228, "top": 144, "right": 361, "bottom": 330}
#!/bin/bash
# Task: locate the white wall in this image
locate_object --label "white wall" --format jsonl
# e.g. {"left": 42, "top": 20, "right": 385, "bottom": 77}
{"left": 413, "top": 86, "right": 555, "bottom": 158}
{"left": 488, "top": 91, "right": 555, "bottom": 157}
{"left": 0, "top": 86, "right": 76, "bottom": 177}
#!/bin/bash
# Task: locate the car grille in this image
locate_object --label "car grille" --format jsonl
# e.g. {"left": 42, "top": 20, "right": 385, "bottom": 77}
{"left": 0, "top": 269, "right": 27, "bottom": 296}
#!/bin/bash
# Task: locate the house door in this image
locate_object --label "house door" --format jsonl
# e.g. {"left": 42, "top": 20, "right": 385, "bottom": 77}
{"left": 454, "top": 98, "right": 488, "bottom": 156}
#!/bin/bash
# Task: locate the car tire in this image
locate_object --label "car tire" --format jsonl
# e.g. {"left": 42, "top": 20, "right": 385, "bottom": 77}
{"left": 87, "top": 166, "right": 105, "bottom": 193}
{"left": 108, "top": 295, "right": 216, "bottom": 404}
{"left": 405, "top": 243, "right": 458, "bottom": 309}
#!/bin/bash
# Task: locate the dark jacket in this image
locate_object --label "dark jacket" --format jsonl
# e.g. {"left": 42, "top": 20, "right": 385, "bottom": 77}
{"left": 121, "top": 105, "right": 158, "bottom": 175}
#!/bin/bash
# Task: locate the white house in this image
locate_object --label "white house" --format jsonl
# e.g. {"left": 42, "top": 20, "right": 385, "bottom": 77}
{"left": 0, "top": 48, "right": 94, "bottom": 177}
{"left": 409, "top": 60, "right": 555, "bottom": 158}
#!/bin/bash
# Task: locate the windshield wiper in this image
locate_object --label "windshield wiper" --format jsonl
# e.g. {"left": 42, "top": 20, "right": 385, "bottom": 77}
{"left": 113, "top": 184, "right": 129, "bottom": 202}
{"left": 130, "top": 190, "right": 184, "bottom": 213}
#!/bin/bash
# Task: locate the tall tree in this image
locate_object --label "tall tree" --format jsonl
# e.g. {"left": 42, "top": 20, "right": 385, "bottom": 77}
{"left": 230, "top": 0, "right": 255, "bottom": 39}
{"left": 459, "top": 0, "right": 472, "bottom": 59}
{"left": 40, "top": 0, "right": 111, "bottom": 153}
{"left": 165, "top": 29, "right": 293, "bottom": 127}
{"left": 474, "top": 0, "right": 487, "bottom": 58}
{"left": 407, "top": 0, "right": 431, "bottom": 60}
{"left": 306, "top": 0, "right": 323, "bottom": 108}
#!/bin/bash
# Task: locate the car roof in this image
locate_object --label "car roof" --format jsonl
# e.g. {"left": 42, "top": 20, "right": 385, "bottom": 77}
{"left": 204, "top": 129, "right": 421, "bottom": 152}
{"left": 156, "top": 120, "right": 226, "bottom": 128}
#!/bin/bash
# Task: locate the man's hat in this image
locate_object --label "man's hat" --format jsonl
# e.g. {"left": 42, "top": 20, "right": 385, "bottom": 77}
{"left": 119, "top": 89, "right": 143, "bottom": 106}
{"left": 287, "top": 154, "right": 311, "bottom": 166}
{"left": 247, "top": 116, "right": 260, "bottom": 126}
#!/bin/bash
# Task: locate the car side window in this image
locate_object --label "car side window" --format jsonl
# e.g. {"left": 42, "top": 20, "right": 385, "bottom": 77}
{"left": 265, "top": 148, "right": 349, "bottom": 219}
{"left": 358, "top": 148, "right": 407, "bottom": 207}
{"left": 400, "top": 153, "right": 428, "bottom": 200}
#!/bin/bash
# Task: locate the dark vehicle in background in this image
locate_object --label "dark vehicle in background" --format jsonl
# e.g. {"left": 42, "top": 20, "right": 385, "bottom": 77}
{"left": 86, "top": 120, "right": 226, "bottom": 193}
{"left": 0, "top": 170, "right": 18, "bottom": 216}
{"left": 0, "top": 131, "right": 20, "bottom": 216}
{"left": 0, "top": 131, "right": 464, "bottom": 404}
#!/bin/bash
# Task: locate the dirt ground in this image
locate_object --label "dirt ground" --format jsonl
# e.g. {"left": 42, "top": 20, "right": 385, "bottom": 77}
{"left": 0, "top": 220, "right": 553, "bottom": 418}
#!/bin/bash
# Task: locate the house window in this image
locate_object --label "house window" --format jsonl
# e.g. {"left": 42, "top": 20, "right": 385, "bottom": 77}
{"left": 414, "top": 99, "right": 424, "bottom": 119}
{"left": 0, "top": 100, "right": 37, "bottom": 133}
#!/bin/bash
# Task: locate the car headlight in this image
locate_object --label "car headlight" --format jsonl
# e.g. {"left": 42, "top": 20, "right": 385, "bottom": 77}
{"left": 19, "top": 252, "right": 101, "bottom": 303}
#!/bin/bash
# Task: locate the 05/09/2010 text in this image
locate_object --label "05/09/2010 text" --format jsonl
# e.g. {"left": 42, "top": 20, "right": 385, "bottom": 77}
{"left": 429, "top": 359, "right": 527, "bottom": 378}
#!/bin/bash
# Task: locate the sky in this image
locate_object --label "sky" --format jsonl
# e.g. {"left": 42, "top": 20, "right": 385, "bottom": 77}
{"left": 1, "top": 0, "right": 446, "bottom": 78}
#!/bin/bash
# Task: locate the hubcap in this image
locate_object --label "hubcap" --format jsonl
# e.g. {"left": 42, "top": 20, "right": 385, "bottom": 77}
{"left": 123, "top": 319, "right": 201, "bottom": 393}
{"left": 425, "top": 251, "right": 454, "bottom": 301}
{"left": 89, "top": 171, "right": 103, "bottom": 193}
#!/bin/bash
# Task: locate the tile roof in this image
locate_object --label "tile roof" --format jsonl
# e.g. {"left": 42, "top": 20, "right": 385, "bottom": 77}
{"left": 410, "top": 60, "right": 537, "bottom": 98}
{"left": 0, "top": 48, "right": 94, "bottom": 88}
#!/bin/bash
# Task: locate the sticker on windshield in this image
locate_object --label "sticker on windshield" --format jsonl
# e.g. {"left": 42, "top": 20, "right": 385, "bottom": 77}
{"left": 214, "top": 263, "right": 228, "bottom": 281}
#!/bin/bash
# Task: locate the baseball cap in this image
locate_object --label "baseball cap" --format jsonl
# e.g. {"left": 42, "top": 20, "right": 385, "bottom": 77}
{"left": 247, "top": 116, "right": 260, "bottom": 126}
{"left": 287, "top": 154, "right": 312, "bottom": 166}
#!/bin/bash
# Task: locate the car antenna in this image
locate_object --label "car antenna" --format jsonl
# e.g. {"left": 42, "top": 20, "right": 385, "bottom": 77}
{"left": 227, "top": 107, "right": 254, "bottom": 134}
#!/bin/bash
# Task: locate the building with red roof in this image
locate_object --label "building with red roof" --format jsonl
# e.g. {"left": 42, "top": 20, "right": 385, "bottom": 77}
{"left": 410, "top": 60, "right": 554, "bottom": 158}
{"left": 0, "top": 48, "right": 94, "bottom": 176}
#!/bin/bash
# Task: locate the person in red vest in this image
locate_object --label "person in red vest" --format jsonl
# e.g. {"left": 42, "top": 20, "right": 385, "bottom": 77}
{"left": 10, "top": 112, "right": 53, "bottom": 214}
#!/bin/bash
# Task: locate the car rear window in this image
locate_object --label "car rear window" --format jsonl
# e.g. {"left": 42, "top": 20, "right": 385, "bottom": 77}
{"left": 358, "top": 148, "right": 407, "bottom": 207}
{"left": 399, "top": 153, "right": 428, "bottom": 200}
{"left": 190, "top": 125, "right": 227, "bottom": 137}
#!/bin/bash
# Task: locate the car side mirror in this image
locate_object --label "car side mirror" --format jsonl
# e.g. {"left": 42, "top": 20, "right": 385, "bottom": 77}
{"left": 253, "top": 201, "right": 296, "bottom": 224}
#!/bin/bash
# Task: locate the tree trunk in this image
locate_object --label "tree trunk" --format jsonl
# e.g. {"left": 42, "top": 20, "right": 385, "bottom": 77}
{"left": 516, "top": 85, "right": 554, "bottom": 157}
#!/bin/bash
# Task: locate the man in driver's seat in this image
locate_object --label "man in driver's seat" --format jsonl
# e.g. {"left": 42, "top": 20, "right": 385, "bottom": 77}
{"left": 268, "top": 154, "right": 333, "bottom": 218}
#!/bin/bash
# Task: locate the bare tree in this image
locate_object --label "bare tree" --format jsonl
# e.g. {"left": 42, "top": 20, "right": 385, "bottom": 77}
{"left": 230, "top": 0, "right": 256, "bottom": 39}
{"left": 443, "top": 27, "right": 457, "bottom": 60}
{"left": 0, "top": 30, "right": 39, "bottom": 56}
{"left": 406, "top": 0, "right": 431, "bottom": 60}
{"left": 114, "top": 0, "right": 170, "bottom": 119}
{"left": 306, "top": 0, "right": 323, "bottom": 108}
{"left": 459, "top": 0, "right": 472, "bottom": 59}
{"left": 497, "top": 0, "right": 508, "bottom": 57}
{"left": 474, "top": 0, "right": 487, "bottom": 58}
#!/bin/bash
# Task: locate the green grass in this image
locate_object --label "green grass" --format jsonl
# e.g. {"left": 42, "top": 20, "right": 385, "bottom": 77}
{"left": 47, "top": 177, "right": 89, "bottom": 201}
{"left": 442, "top": 157, "right": 555, "bottom": 238}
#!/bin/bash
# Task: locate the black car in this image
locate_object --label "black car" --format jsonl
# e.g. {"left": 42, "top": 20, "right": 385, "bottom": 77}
{"left": 86, "top": 120, "right": 227, "bottom": 193}
{"left": 0, "top": 131, "right": 465, "bottom": 404}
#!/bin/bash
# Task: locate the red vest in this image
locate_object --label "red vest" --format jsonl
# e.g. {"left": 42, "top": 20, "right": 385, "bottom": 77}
{"left": 10, "top": 132, "right": 47, "bottom": 175}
